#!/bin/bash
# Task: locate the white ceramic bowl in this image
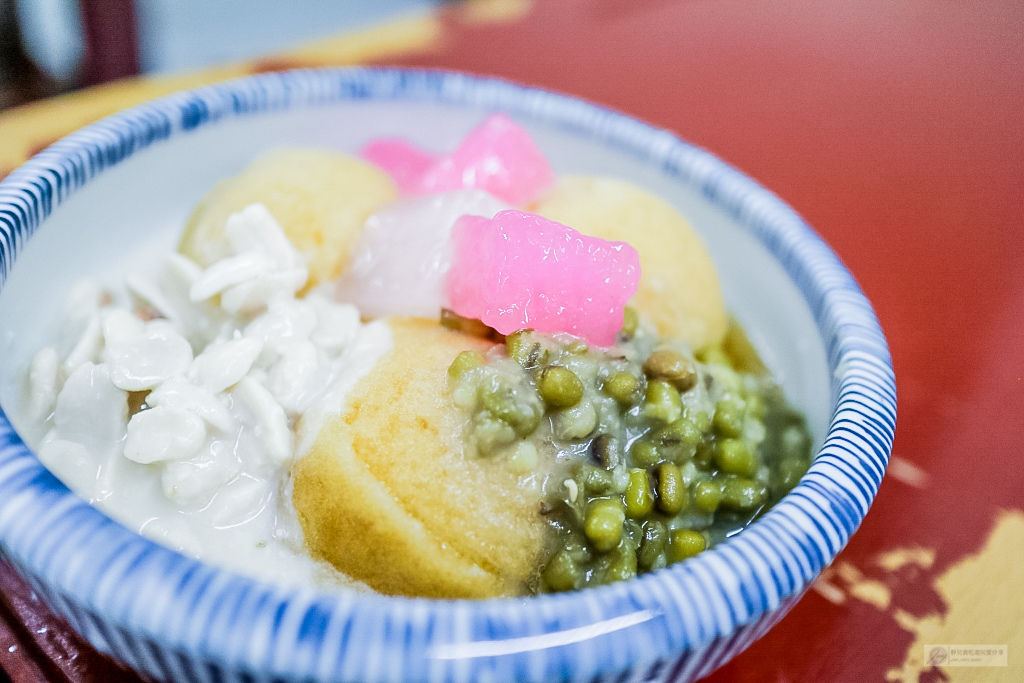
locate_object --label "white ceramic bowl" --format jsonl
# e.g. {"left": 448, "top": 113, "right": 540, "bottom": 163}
{"left": 0, "top": 68, "right": 895, "bottom": 682}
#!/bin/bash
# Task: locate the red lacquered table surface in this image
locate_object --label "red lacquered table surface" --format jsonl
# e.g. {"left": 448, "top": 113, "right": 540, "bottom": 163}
{"left": 1, "top": 1, "right": 1021, "bottom": 681}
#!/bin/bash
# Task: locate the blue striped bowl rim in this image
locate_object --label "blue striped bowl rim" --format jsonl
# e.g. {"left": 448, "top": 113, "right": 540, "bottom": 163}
{"left": 0, "top": 68, "right": 896, "bottom": 682}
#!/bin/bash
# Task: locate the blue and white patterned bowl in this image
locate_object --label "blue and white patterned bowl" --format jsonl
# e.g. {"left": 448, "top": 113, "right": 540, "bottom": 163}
{"left": 0, "top": 68, "right": 895, "bottom": 682}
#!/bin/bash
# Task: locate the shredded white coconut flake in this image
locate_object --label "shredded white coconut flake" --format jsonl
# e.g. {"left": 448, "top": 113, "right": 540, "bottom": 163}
{"left": 234, "top": 376, "right": 292, "bottom": 465}
{"left": 106, "top": 320, "right": 194, "bottom": 391}
{"left": 26, "top": 347, "right": 59, "bottom": 422}
{"left": 63, "top": 315, "right": 102, "bottom": 376}
{"left": 148, "top": 376, "right": 234, "bottom": 433}
{"left": 124, "top": 406, "right": 206, "bottom": 464}
{"left": 22, "top": 202, "right": 393, "bottom": 589}
{"left": 191, "top": 337, "right": 263, "bottom": 393}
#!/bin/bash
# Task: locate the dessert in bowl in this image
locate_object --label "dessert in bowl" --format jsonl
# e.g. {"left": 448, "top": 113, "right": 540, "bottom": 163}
{"left": 0, "top": 68, "right": 895, "bottom": 682}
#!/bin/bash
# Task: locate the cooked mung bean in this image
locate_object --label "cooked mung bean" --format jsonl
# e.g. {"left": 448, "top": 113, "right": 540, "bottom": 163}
{"left": 638, "top": 519, "right": 668, "bottom": 569}
{"left": 715, "top": 438, "right": 756, "bottom": 477}
{"left": 625, "top": 468, "right": 654, "bottom": 518}
{"left": 584, "top": 498, "right": 626, "bottom": 552}
{"left": 447, "top": 350, "right": 483, "bottom": 382}
{"left": 602, "top": 371, "right": 639, "bottom": 404}
{"left": 587, "top": 471, "right": 616, "bottom": 501}
{"left": 629, "top": 440, "right": 661, "bottom": 468}
{"left": 668, "top": 529, "right": 706, "bottom": 563}
{"left": 712, "top": 397, "right": 745, "bottom": 438}
{"left": 643, "top": 350, "right": 698, "bottom": 392}
{"left": 645, "top": 380, "right": 683, "bottom": 424}
{"left": 693, "top": 479, "right": 722, "bottom": 512}
{"left": 655, "top": 463, "right": 686, "bottom": 514}
{"left": 542, "top": 550, "right": 579, "bottom": 592}
{"left": 538, "top": 366, "right": 584, "bottom": 408}
{"left": 445, "top": 322, "right": 813, "bottom": 594}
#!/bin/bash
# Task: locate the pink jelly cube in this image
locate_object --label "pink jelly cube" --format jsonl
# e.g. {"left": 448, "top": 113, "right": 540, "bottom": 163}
{"left": 360, "top": 114, "right": 555, "bottom": 206}
{"left": 447, "top": 210, "right": 640, "bottom": 346}
{"left": 358, "top": 139, "right": 435, "bottom": 193}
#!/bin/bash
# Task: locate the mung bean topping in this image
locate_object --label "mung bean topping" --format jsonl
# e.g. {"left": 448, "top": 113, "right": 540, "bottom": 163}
{"left": 445, "top": 314, "right": 813, "bottom": 593}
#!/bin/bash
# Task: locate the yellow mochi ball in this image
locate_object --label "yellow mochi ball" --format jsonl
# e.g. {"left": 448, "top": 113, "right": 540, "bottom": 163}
{"left": 532, "top": 176, "right": 728, "bottom": 351}
{"left": 178, "top": 148, "right": 396, "bottom": 286}
{"left": 292, "top": 318, "right": 547, "bottom": 599}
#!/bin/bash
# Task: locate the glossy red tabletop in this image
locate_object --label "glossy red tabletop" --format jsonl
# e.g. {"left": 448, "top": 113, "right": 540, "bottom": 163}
{"left": 1, "top": 1, "right": 1022, "bottom": 681}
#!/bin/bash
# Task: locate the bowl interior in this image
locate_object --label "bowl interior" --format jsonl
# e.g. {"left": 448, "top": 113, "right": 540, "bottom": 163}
{"left": 0, "top": 70, "right": 897, "bottom": 683}
{"left": 0, "top": 99, "right": 831, "bottom": 448}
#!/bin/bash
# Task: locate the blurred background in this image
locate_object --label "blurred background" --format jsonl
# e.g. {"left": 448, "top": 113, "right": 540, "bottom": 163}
{"left": 0, "top": 0, "right": 442, "bottom": 108}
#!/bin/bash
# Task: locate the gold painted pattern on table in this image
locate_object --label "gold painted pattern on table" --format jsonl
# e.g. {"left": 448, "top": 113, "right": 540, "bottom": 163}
{"left": 887, "top": 511, "right": 1022, "bottom": 682}
{"left": 805, "top": 510, "right": 1022, "bottom": 680}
